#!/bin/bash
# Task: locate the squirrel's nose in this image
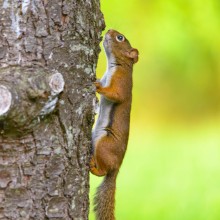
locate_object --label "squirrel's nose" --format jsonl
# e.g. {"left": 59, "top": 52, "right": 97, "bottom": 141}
{"left": 107, "top": 29, "right": 114, "bottom": 34}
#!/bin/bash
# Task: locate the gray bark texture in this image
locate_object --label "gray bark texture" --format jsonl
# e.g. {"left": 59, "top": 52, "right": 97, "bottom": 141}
{"left": 0, "top": 0, "right": 105, "bottom": 219}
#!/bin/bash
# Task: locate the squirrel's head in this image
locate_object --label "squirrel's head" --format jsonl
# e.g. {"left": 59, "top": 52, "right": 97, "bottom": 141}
{"left": 103, "top": 29, "right": 139, "bottom": 65}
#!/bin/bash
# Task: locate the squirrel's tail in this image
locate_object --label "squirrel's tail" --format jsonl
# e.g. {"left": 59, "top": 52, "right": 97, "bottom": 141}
{"left": 94, "top": 170, "right": 118, "bottom": 220}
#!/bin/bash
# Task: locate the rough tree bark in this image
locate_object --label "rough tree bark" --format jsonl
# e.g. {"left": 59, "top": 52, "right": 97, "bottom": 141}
{"left": 0, "top": 0, "right": 105, "bottom": 219}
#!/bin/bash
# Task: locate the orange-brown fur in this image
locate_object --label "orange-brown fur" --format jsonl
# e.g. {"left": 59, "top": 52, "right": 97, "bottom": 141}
{"left": 90, "top": 29, "right": 139, "bottom": 220}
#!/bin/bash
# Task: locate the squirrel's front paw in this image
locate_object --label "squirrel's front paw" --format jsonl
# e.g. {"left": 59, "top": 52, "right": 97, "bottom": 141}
{"left": 94, "top": 81, "right": 102, "bottom": 93}
{"left": 90, "top": 157, "right": 96, "bottom": 169}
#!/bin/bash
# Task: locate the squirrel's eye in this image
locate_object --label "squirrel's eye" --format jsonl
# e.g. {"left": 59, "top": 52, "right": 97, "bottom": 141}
{"left": 116, "top": 35, "right": 124, "bottom": 42}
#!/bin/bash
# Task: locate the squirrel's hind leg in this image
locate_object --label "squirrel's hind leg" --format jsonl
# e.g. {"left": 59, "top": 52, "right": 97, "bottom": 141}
{"left": 90, "top": 135, "right": 118, "bottom": 176}
{"left": 90, "top": 156, "right": 107, "bottom": 176}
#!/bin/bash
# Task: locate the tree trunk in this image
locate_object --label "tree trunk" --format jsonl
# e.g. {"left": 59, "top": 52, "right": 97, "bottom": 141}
{"left": 0, "top": 0, "right": 105, "bottom": 219}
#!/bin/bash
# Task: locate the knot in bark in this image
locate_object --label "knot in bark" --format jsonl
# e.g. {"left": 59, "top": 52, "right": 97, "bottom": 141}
{"left": 0, "top": 66, "right": 65, "bottom": 136}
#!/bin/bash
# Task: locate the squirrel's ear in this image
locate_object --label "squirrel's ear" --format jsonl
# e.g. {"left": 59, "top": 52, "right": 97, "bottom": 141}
{"left": 126, "top": 48, "right": 139, "bottom": 63}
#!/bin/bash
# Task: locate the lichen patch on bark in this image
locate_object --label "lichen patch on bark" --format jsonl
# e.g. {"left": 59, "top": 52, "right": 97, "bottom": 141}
{"left": 0, "top": 85, "right": 11, "bottom": 116}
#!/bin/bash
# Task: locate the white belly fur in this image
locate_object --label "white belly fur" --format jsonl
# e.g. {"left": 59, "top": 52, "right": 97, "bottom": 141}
{"left": 92, "top": 98, "right": 113, "bottom": 143}
{"left": 92, "top": 67, "right": 115, "bottom": 145}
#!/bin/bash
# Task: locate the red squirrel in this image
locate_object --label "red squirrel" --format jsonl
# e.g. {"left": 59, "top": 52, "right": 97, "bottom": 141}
{"left": 90, "top": 29, "right": 139, "bottom": 220}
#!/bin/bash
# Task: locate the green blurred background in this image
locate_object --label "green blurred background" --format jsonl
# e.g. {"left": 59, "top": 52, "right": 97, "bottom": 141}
{"left": 90, "top": 0, "right": 220, "bottom": 219}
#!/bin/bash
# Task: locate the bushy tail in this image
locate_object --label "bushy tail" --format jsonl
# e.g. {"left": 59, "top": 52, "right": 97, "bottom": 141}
{"left": 94, "top": 170, "right": 118, "bottom": 220}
